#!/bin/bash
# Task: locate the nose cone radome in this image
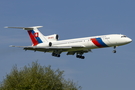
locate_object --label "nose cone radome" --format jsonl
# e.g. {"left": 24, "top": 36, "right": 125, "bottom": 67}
{"left": 126, "top": 38, "right": 132, "bottom": 43}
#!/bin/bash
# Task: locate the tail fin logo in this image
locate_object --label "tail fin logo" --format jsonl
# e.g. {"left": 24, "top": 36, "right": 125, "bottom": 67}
{"left": 28, "top": 30, "right": 43, "bottom": 46}
{"left": 34, "top": 32, "right": 39, "bottom": 37}
{"left": 5, "top": 26, "right": 46, "bottom": 46}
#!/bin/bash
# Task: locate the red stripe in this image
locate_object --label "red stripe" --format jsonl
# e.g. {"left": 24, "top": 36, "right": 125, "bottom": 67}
{"left": 91, "top": 38, "right": 103, "bottom": 47}
{"left": 28, "top": 31, "right": 38, "bottom": 46}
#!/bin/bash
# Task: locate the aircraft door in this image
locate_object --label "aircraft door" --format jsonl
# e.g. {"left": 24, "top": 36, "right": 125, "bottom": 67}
{"left": 102, "top": 36, "right": 112, "bottom": 46}
{"left": 87, "top": 39, "right": 95, "bottom": 48}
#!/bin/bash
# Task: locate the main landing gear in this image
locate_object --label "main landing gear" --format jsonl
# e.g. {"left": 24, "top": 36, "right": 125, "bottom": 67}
{"left": 76, "top": 55, "right": 85, "bottom": 59}
{"left": 113, "top": 46, "right": 117, "bottom": 53}
{"left": 52, "top": 53, "right": 60, "bottom": 57}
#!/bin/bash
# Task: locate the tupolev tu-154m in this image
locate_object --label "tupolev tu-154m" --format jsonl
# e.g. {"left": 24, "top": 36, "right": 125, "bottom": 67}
{"left": 6, "top": 26, "right": 132, "bottom": 59}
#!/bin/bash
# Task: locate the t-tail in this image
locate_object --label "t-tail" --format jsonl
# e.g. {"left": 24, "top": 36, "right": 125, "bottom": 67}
{"left": 5, "top": 26, "right": 48, "bottom": 46}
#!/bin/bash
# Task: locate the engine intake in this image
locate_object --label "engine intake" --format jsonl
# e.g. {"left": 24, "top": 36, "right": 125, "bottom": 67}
{"left": 49, "top": 42, "right": 52, "bottom": 47}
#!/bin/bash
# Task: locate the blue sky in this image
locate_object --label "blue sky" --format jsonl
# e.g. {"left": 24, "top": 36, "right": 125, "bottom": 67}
{"left": 0, "top": 0, "right": 135, "bottom": 90}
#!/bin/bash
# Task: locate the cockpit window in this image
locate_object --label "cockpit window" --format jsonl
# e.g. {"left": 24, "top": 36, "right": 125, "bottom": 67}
{"left": 121, "top": 35, "right": 127, "bottom": 38}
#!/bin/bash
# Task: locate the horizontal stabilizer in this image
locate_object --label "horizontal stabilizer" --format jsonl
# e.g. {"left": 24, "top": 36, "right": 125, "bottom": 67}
{"left": 5, "top": 26, "right": 43, "bottom": 30}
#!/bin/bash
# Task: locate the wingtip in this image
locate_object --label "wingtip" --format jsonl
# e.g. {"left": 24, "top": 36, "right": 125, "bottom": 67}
{"left": 9, "top": 45, "right": 15, "bottom": 47}
{"left": 4, "top": 26, "right": 8, "bottom": 28}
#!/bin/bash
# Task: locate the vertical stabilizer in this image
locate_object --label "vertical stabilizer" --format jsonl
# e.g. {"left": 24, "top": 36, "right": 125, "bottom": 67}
{"left": 26, "top": 26, "right": 48, "bottom": 46}
{"left": 5, "top": 26, "right": 48, "bottom": 46}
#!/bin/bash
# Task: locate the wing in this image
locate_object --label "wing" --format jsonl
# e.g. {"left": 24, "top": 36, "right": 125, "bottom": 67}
{"left": 10, "top": 45, "right": 85, "bottom": 53}
{"left": 10, "top": 45, "right": 91, "bottom": 59}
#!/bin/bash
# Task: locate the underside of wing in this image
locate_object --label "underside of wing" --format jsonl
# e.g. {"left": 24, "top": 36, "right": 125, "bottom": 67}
{"left": 11, "top": 45, "right": 72, "bottom": 52}
{"left": 10, "top": 45, "right": 85, "bottom": 52}
{"left": 24, "top": 46, "right": 73, "bottom": 52}
{"left": 10, "top": 45, "right": 91, "bottom": 59}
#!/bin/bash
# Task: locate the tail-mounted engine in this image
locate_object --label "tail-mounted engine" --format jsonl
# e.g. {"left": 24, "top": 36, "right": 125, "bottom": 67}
{"left": 45, "top": 34, "right": 59, "bottom": 41}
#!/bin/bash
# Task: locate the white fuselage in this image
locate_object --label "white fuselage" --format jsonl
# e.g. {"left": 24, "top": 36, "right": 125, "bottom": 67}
{"left": 37, "top": 34, "right": 132, "bottom": 52}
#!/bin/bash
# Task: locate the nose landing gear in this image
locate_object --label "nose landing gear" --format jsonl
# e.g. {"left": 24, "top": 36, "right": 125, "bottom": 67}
{"left": 113, "top": 50, "right": 116, "bottom": 53}
{"left": 113, "top": 46, "right": 117, "bottom": 53}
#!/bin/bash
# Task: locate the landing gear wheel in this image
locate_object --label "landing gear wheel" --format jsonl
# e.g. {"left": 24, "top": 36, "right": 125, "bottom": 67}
{"left": 76, "top": 55, "right": 85, "bottom": 59}
{"left": 112, "top": 46, "right": 117, "bottom": 53}
{"left": 76, "top": 55, "right": 79, "bottom": 58}
{"left": 52, "top": 53, "right": 60, "bottom": 57}
{"left": 113, "top": 50, "right": 116, "bottom": 53}
{"left": 57, "top": 54, "right": 60, "bottom": 57}
{"left": 81, "top": 56, "right": 85, "bottom": 59}
{"left": 52, "top": 53, "right": 55, "bottom": 56}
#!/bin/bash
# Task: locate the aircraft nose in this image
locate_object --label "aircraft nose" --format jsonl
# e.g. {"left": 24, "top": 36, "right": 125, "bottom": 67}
{"left": 126, "top": 38, "right": 132, "bottom": 43}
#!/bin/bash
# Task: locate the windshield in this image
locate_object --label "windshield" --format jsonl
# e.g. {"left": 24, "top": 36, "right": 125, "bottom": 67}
{"left": 121, "top": 35, "right": 127, "bottom": 38}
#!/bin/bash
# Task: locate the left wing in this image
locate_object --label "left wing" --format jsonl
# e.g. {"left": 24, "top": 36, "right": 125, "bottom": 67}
{"left": 10, "top": 45, "right": 85, "bottom": 52}
{"left": 10, "top": 45, "right": 91, "bottom": 59}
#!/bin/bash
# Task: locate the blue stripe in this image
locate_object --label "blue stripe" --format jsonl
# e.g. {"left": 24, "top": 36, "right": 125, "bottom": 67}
{"left": 36, "top": 37, "right": 43, "bottom": 43}
{"left": 31, "top": 30, "right": 35, "bottom": 34}
{"left": 31, "top": 30, "right": 43, "bottom": 43}
{"left": 96, "top": 38, "right": 108, "bottom": 47}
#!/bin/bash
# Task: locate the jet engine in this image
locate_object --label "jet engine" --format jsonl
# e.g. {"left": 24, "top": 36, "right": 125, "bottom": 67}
{"left": 45, "top": 34, "right": 59, "bottom": 41}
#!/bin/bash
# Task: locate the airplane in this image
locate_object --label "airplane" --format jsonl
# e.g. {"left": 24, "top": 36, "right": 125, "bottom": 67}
{"left": 5, "top": 26, "right": 132, "bottom": 59}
